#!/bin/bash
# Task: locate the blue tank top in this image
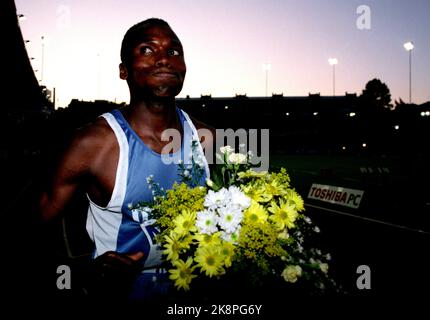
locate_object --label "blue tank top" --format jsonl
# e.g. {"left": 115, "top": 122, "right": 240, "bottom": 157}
{"left": 86, "top": 107, "right": 209, "bottom": 269}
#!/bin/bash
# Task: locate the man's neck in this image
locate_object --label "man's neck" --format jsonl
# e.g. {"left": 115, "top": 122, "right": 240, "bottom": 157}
{"left": 126, "top": 96, "right": 180, "bottom": 135}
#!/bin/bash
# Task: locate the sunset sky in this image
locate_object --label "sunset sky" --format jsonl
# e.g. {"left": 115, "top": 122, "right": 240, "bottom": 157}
{"left": 16, "top": 0, "right": 430, "bottom": 108}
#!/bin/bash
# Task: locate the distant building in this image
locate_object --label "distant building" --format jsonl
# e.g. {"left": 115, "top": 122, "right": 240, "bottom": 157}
{"left": 178, "top": 93, "right": 359, "bottom": 130}
{"left": 57, "top": 93, "right": 429, "bottom": 156}
{"left": 177, "top": 93, "right": 428, "bottom": 155}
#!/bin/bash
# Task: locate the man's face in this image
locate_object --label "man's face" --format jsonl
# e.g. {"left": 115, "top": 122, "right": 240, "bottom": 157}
{"left": 122, "top": 24, "right": 186, "bottom": 98}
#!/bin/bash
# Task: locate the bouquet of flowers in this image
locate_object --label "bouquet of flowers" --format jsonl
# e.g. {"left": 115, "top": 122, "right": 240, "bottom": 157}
{"left": 132, "top": 145, "right": 338, "bottom": 295}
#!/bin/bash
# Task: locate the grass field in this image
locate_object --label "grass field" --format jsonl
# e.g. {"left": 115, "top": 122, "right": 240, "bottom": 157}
{"left": 269, "top": 153, "right": 430, "bottom": 295}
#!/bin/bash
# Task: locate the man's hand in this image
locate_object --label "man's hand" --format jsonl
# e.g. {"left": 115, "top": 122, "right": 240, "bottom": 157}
{"left": 86, "top": 251, "right": 144, "bottom": 300}
{"left": 94, "top": 251, "right": 144, "bottom": 275}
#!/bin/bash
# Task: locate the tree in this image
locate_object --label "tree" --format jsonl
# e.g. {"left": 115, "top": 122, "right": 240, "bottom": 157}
{"left": 394, "top": 98, "right": 406, "bottom": 110}
{"left": 360, "top": 78, "right": 393, "bottom": 110}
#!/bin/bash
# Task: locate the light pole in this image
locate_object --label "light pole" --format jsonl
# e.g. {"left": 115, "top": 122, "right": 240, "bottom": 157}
{"left": 328, "top": 58, "right": 338, "bottom": 96}
{"left": 262, "top": 63, "right": 271, "bottom": 97}
{"left": 403, "top": 41, "right": 414, "bottom": 104}
{"left": 41, "top": 36, "right": 45, "bottom": 83}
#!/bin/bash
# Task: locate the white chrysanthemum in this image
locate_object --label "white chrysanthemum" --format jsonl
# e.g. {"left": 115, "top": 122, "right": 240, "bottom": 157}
{"left": 281, "top": 265, "right": 302, "bottom": 283}
{"left": 228, "top": 153, "right": 247, "bottom": 164}
{"left": 221, "top": 227, "right": 241, "bottom": 244}
{"left": 204, "top": 188, "right": 231, "bottom": 209}
{"left": 217, "top": 206, "right": 243, "bottom": 233}
{"left": 183, "top": 170, "right": 190, "bottom": 177}
{"left": 195, "top": 210, "right": 218, "bottom": 235}
{"left": 228, "top": 186, "right": 251, "bottom": 210}
{"left": 319, "top": 263, "right": 329, "bottom": 274}
{"left": 220, "top": 146, "right": 234, "bottom": 154}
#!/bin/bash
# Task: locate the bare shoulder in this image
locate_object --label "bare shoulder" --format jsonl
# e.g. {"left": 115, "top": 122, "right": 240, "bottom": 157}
{"left": 75, "top": 116, "right": 115, "bottom": 148}
{"left": 60, "top": 116, "right": 116, "bottom": 172}
{"left": 40, "top": 116, "right": 117, "bottom": 220}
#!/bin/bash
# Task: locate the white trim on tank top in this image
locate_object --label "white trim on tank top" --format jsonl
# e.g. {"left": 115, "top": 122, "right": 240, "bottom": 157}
{"left": 86, "top": 109, "right": 209, "bottom": 257}
{"left": 85, "top": 112, "right": 129, "bottom": 256}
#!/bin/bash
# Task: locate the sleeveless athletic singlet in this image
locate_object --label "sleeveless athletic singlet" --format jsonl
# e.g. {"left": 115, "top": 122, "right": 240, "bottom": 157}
{"left": 85, "top": 107, "right": 209, "bottom": 299}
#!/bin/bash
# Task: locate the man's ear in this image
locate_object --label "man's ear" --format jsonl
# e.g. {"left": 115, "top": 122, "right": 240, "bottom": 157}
{"left": 119, "top": 63, "right": 128, "bottom": 80}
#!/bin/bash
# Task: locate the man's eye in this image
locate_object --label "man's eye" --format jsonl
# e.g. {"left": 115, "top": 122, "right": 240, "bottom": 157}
{"left": 140, "top": 46, "right": 153, "bottom": 55}
{"left": 168, "top": 49, "right": 181, "bottom": 56}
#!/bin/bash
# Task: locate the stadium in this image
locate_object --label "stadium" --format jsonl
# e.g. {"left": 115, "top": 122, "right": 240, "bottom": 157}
{"left": 2, "top": 0, "right": 429, "bottom": 313}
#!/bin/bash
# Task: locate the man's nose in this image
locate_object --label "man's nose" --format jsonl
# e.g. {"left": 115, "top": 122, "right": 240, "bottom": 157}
{"left": 155, "top": 51, "right": 171, "bottom": 67}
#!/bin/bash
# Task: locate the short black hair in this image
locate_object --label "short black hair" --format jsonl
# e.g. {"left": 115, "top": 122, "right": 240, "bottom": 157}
{"left": 120, "top": 18, "right": 171, "bottom": 67}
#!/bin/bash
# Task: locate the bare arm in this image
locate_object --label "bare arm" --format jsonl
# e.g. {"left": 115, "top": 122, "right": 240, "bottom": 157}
{"left": 39, "top": 128, "right": 95, "bottom": 221}
{"left": 39, "top": 118, "right": 145, "bottom": 299}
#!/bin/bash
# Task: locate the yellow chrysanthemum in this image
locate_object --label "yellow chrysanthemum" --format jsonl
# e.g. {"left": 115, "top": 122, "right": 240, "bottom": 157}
{"left": 244, "top": 200, "right": 268, "bottom": 224}
{"left": 172, "top": 209, "right": 197, "bottom": 235}
{"left": 194, "top": 245, "right": 224, "bottom": 277}
{"left": 163, "top": 232, "right": 192, "bottom": 261}
{"left": 163, "top": 232, "right": 181, "bottom": 261}
{"left": 285, "top": 190, "right": 305, "bottom": 212}
{"left": 268, "top": 199, "right": 298, "bottom": 230}
{"left": 220, "top": 241, "right": 235, "bottom": 268}
{"left": 194, "top": 232, "right": 222, "bottom": 247}
{"left": 265, "top": 178, "right": 288, "bottom": 197}
{"left": 242, "top": 184, "right": 272, "bottom": 203}
{"left": 168, "top": 257, "right": 197, "bottom": 291}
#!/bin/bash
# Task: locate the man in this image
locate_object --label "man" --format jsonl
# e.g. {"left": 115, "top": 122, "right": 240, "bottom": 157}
{"left": 40, "top": 18, "right": 212, "bottom": 301}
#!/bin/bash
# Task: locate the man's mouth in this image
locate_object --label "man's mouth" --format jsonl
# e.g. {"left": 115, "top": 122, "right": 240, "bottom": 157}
{"left": 152, "top": 70, "right": 178, "bottom": 79}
